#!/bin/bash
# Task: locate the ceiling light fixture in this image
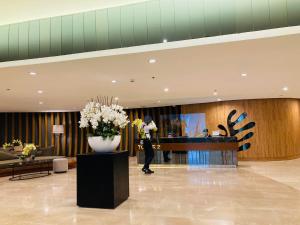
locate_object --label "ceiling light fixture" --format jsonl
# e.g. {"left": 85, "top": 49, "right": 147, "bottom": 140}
{"left": 39, "top": 101, "right": 43, "bottom": 105}
{"left": 164, "top": 88, "right": 169, "bottom": 92}
{"left": 213, "top": 90, "right": 218, "bottom": 96}
{"left": 241, "top": 73, "right": 247, "bottom": 77}
{"left": 112, "top": 80, "right": 117, "bottom": 83}
{"left": 282, "top": 86, "right": 289, "bottom": 91}
{"left": 149, "top": 59, "right": 156, "bottom": 64}
{"left": 157, "top": 100, "right": 161, "bottom": 103}
{"left": 29, "top": 71, "right": 37, "bottom": 76}
{"left": 37, "top": 90, "right": 43, "bottom": 94}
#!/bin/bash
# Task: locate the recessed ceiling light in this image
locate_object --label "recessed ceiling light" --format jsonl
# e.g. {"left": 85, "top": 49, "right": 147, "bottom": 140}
{"left": 217, "top": 98, "right": 222, "bottom": 101}
{"left": 39, "top": 101, "right": 43, "bottom": 105}
{"left": 149, "top": 59, "right": 156, "bottom": 64}
{"left": 37, "top": 90, "right": 43, "bottom": 94}
{"left": 164, "top": 88, "right": 169, "bottom": 92}
{"left": 282, "top": 86, "right": 289, "bottom": 91}
{"left": 29, "top": 71, "right": 37, "bottom": 76}
{"left": 213, "top": 90, "right": 218, "bottom": 96}
{"left": 163, "top": 39, "right": 168, "bottom": 43}
{"left": 241, "top": 73, "right": 247, "bottom": 77}
{"left": 112, "top": 80, "right": 117, "bottom": 83}
{"left": 114, "top": 97, "right": 119, "bottom": 101}
{"left": 157, "top": 100, "right": 161, "bottom": 103}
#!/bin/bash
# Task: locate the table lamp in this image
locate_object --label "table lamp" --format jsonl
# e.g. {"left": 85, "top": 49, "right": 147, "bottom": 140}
{"left": 53, "top": 125, "right": 64, "bottom": 154}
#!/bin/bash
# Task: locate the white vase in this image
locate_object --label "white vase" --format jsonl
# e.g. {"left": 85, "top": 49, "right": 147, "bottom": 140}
{"left": 88, "top": 135, "right": 121, "bottom": 153}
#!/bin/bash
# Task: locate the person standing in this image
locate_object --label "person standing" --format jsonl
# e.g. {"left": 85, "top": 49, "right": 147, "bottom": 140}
{"left": 141, "top": 117, "right": 157, "bottom": 174}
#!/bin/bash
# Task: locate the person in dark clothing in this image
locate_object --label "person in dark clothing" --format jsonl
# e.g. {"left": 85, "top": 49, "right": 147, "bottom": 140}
{"left": 142, "top": 138, "right": 155, "bottom": 174}
{"left": 141, "top": 116, "right": 157, "bottom": 174}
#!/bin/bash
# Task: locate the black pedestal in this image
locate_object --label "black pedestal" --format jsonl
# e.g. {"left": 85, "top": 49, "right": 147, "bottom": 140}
{"left": 77, "top": 151, "right": 129, "bottom": 209}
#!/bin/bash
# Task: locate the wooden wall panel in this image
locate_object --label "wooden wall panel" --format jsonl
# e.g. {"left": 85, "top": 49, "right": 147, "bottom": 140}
{"left": 1, "top": 99, "right": 298, "bottom": 160}
{"left": 0, "top": 112, "right": 90, "bottom": 157}
{"left": 181, "top": 98, "right": 300, "bottom": 161}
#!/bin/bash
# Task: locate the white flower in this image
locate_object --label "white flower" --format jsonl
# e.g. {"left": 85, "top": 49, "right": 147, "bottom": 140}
{"left": 78, "top": 100, "right": 130, "bottom": 132}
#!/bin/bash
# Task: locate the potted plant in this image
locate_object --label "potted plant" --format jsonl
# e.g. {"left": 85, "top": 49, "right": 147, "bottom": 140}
{"left": 19, "top": 144, "right": 37, "bottom": 161}
{"left": 79, "top": 97, "right": 129, "bottom": 152}
{"left": 12, "top": 139, "right": 23, "bottom": 152}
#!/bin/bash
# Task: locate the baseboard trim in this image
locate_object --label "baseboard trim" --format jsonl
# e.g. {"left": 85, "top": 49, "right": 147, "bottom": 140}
{"left": 239, "top": 154, "right": 300, "bottom": 161}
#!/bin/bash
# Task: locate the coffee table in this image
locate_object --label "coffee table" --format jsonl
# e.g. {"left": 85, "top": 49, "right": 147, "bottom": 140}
{"left": 5, "top": 156, "right": 60, "bottom": 181}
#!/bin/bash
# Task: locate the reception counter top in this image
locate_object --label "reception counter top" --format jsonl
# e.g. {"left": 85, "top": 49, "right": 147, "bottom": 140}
{"left": 158, "top": 137, "right": 237, "bottom": 143}
{"left": 135, "top": 137, "right": 238, "bottom": 167}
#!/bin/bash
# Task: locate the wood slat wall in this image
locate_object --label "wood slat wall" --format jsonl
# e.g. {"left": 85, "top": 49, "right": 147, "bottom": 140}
{"left": 181, "top": 98, "right": 300, "bottom": 161}
{"left": 1, "top": 99, "right": 299, "bottom": 160}
{"left": 0, "top": 112, "right": 90, "bottom": 156}
{"left": 0, "top": 106, "right": 181, "bottom": 157}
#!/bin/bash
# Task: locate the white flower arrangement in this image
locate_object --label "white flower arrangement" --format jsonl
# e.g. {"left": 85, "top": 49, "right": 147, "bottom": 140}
{"left": 79, "top": 98, "right": 129, "bottom": 138}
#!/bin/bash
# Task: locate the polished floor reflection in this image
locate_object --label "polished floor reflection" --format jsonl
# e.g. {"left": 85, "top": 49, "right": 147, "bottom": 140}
{"left": 1, "top": 158, "right": 300, "bottom": 225}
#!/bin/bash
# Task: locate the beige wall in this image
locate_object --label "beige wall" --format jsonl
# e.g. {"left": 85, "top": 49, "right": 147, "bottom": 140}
{"left": 182, "top": 98, "right": 300, "bottom": 161}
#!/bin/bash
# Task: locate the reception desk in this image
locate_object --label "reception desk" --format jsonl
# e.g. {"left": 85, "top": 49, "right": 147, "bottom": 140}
{"left": 135, "top": 137, "right": 238, "bottom": 167}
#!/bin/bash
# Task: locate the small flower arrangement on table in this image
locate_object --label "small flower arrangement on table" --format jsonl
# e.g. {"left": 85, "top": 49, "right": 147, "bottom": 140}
{"left": 2, "top": 143, "right": 12, "bottom": 150}
{"left": 19, "top": 144, "right": 37, "bottom": 161}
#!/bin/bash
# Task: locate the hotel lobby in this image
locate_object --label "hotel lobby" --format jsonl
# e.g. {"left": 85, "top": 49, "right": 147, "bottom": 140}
{"left": 1, "top": 0, "right": 300, "bottom": 224}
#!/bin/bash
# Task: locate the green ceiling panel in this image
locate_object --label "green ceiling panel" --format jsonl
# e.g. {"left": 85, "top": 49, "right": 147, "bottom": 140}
{"left": 133, "top": 3, "right": 148, "bottom": 45}
{"left": 252, "top": 0, "right": 271, "bottom": 30}
{"left": 96, "top": 10, "right": 109, "bottom": 50}
{"left": 174, "top": 0, "right": 191, "bottom": 40}
{"left": 108, "top": 8, "right": 122, "bottom": 48}
{"left": 18, "top": 22, "right": 29, "bottom": 59}
{"left": 287, "top": 0, "right": 300, "bottom": 26}
{"left": 0, "top": 25, "right": 9, "bottom": 61}
{"left": 204, "top": 0, "right": 221, "bottom": 36}
{"left": 269, "top": 0, "right": 288, "bottom": 28}
{"left": 220, "top": 0, "right": 236, "bottom": 34}
{"left": 188, "top": 0, "right": 205, "bottom": 38}
{"left": 146, "top": 1, "right": 162, "bottom": 44}
{"left": 0, "top": 0, "right": 299, "bottom": 62}
{"left": 8, "top": 24, "right": 19, "bottom": 60}
{"left": 73, "top": 14, "right": 85, "bottom": 53}
{"left": 84, "top": 12, "right": 97, "bottom": 51}
{"left": 160, "top": 0, "right": 176, "bottom": 41}
{"left": 39, "top": 19, "right": 51, "bottom": 57}
{"left": 236, "top": 0, "right": 253, "bottom": 32}
{"left": 62, "top": 15, "right": 73, "bottom": 55}
{"left": 121, "top": 6, "right": 135, "bottom": 47}
{"left": 28, "top": 20, "right": 40, "bottom": 58}
{"left": 50, "top": 17, "right": 62, "bottom": 56}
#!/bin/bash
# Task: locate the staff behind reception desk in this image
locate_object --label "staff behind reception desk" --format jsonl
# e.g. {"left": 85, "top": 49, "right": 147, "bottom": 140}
{"left": 135, "top": 136, "right": 239, "bottom": 167}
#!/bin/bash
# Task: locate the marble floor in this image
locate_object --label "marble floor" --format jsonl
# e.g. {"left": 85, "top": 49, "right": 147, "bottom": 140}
{"left": 1, "top": 158, "right": 300, "bottom": 225}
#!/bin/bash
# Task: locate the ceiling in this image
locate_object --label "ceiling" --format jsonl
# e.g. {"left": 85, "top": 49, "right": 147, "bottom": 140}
{"left": 0, "top": 0, "right": 147, "bottom": 26}
{"left": 0, "top": 30, "right": 299, "bottom": 112}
